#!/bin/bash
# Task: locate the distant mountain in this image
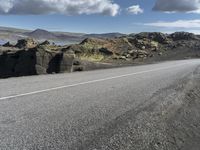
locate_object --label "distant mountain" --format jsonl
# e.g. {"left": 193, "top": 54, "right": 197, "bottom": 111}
{"left": 0, "top": 27, "right": 28, "bottom": 43}
{"left": 0, "top": 26, "right": 126, "bottom": 45}
{"left": 84, "top": 32, "right": 126, "bottom": 39}
{"left": 25, "top": 29, "right": 57, "bottom": 40}
{"left": 0, "top": 27, "right": 84, "bottom": 44}
{"left": 0, "top": 26, "right": 30, "bottom": 33}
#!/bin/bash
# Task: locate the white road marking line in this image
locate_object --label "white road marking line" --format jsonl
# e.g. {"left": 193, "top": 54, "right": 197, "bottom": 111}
{"left": 0, "top": 63, "right": 192, "bottom": 100}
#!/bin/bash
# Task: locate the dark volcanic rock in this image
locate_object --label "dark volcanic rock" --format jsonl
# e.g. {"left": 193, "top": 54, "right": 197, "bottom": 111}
{"left": 40, "top": 40, "right": 51, "bottom": 46}
{"left": 99, "top": 48, "right": 113, "bottom": 55}
{"left": 134, "top": 32, "right": 169, "bottom": 44}
{"left": 149, "top": 32, "right": 169, "bottom": 44}
{"left": 132, "top": 32, "right": 168, "bottom": 44}
{"left": 15, "top": 38, "right": 38, "bottom": 49}
{"left": 73, "top": 59, "right": 81, "bottom": 66}
{"left": 63, "top": 45, "right": 83, "bottom": 54}
{"left": 47, "top": 52, "right": 74, "bottom": 74}
{"left": 0, "top": 50, "right": 37, "bottom": 77}
{"left": 170, "top": 32, "right": 198, "bottom": 41}
{"left": 3, "top": 42, "right": 13, "bottom": 47}
{"left": 0, "top": 45, "right": 75, "bottom": 78}
{"left": 35, "top": 46, "right": 75, "bottom": 74}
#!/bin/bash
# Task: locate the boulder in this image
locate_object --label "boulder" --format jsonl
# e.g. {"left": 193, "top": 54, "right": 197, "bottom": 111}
{"left": 126, "top": 54, "right": 131, "bottom": 58}
{"left": 119, "top": 56, "right": 127, "bottom": 60}
{"left": 138, "top": 50, "right": 148, "bottom": 55}
{"left": 141, "top": 46, "right": 146, "bottom": 50}
{"left": 99, "top": 48, "right": 113, "bottom": 55}
{"left": 40, "top": 40, "right": 51, "bottom": 46}
{"left": 136, "top": 50, "right": 149, "bottom": 58}
{"left": 128, "top": 50, "right": 138, "bottom": 58}
{"left": 34, "top": 46, "right": 53, "bottom": 74}
{"left": 73, "top": 59, "right": 81, "bottom": 66}
{"left": 59, "top": 52, "right": 75, "bottom": 73}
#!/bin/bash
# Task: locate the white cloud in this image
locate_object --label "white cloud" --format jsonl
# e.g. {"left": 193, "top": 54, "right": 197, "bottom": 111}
{"left": 127, "top": 5, "right": 143, "bottom": 15}
{"left": 0, "top": 0, "right": 120, "bottom": 16}
{"left": 144, "top": 20, "right": 200, "bottom": 28}
{"left": 153, "top": 0, "right": 200, "bottom": 13}
{"left": 0, "top": 1, "right": 13, "bottom": 13}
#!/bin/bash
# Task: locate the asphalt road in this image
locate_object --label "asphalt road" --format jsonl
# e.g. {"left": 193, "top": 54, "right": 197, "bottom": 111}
{"left": 0, "top": 59, "right": 200, "bottom": 150}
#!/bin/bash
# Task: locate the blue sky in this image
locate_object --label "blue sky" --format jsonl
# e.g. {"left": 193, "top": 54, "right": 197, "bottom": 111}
{"left": 0, "top": 0, "right": 200, "bottom": 34}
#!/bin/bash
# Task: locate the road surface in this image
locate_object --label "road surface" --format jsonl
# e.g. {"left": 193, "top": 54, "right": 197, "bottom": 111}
{"left": 0, "top": 59, "right": 200, "bottom": 150}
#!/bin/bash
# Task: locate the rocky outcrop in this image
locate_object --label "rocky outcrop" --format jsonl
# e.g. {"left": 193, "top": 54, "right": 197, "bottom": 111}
{"left": 15, "top": 38, "right": 38, "bottom": 49}
{"left": 0, "top": 31, "right": 200, "bottom": 78}
{"left": 67, "top": 37, "right": 133, "bottom": 56}
{"left": 40, "top": 40, "right": 51, "bottom": 46}
{"left": 66, "top": 32, "right": 200, "bottom": 62}
{"left": 0, "top": 45, "right": 75, "bottom": 78}
{"left": 134, "top": 32, "right": 169, "bottom": 44}
{"left": 3, "top": 42, "right": 13, "bottom": 47}
{"left": 170, "top": 32, "right": 198, "bottom": 41}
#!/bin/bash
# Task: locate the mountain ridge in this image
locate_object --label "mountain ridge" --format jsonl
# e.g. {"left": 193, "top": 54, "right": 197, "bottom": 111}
{"left": 0, "top": 26, "right": 126, "bottom": 45}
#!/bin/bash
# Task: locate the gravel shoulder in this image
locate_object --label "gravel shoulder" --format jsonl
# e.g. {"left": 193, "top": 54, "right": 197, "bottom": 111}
{"left": 78, "top": 65, "right": 200, "bottom": 150}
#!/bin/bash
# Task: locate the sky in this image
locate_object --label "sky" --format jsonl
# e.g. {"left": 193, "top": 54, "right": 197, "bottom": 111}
{"left": 0, "top": 0, "right": 200, "bottom": 34}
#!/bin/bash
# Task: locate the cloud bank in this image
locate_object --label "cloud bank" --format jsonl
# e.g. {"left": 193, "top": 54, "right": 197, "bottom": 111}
{"left": 0, "top": 0, "right": 120, "bottom": 16}
{"left": 153, "top": 0, "right": 200, "bottom": 13}
{"left": 144, "top": 20, "right": 200, "bottom": 28}
{"left": 127, "top": 5, "right": 143, "bottom": 15}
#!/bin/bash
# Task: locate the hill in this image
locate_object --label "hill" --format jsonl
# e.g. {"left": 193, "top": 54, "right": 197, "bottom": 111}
{"left": 25, "top": 29, "right": 57, "bottom": 40}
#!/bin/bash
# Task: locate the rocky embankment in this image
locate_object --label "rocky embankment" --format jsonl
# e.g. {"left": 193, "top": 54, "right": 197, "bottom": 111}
{"left": 0, "top": 39, "right": 75, "bottom": 78}
{"left": 0, "top": 32, "right": 200, "bottom": 78}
